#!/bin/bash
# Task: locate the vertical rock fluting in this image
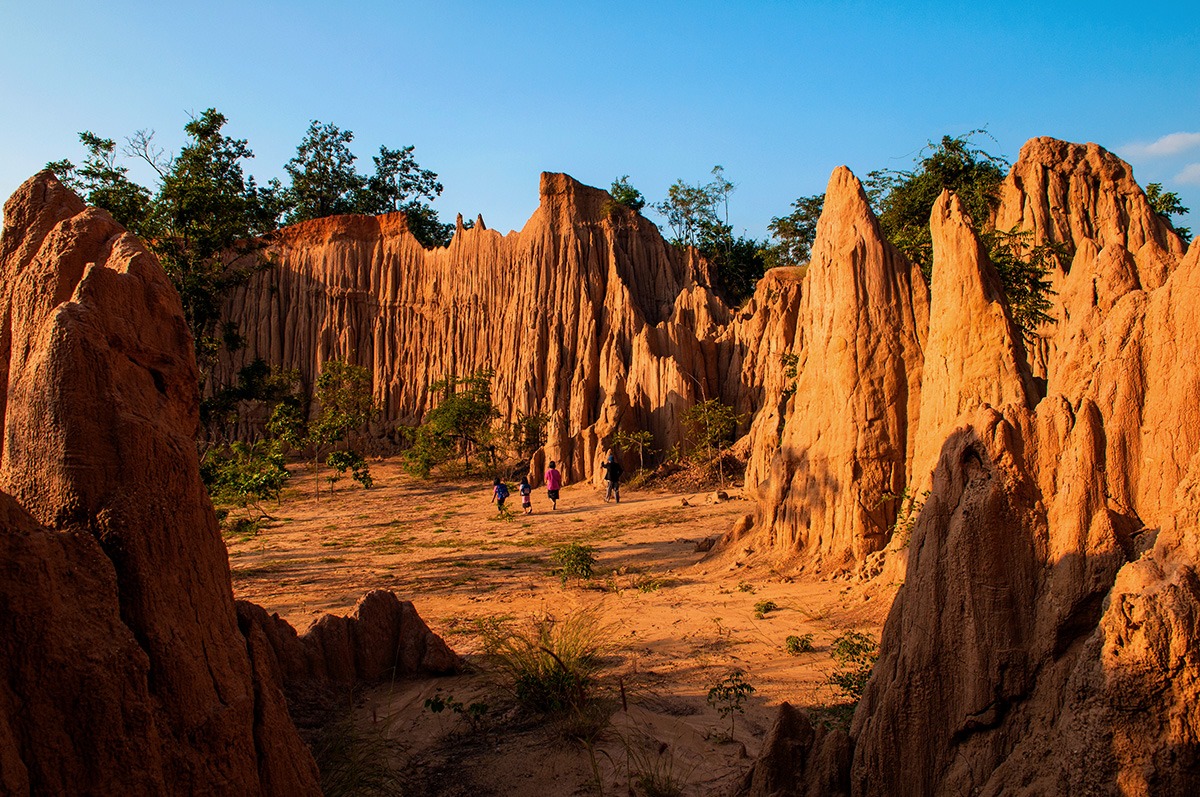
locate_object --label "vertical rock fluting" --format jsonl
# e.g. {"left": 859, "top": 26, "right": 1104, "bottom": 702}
{"left": 908, "top": 191, "right": 1037, "bottom": 490}
{"left": 0, "top": 172, "right": 320, "bottom": 795}
{"left": 751, "top": 167, "right": 929, "bottom": 571}
{"left": 847, "top": 235, "right": 1200, "bottom": 794}
{"left": 217, "top": 173, "right": 732, "bottom": 483}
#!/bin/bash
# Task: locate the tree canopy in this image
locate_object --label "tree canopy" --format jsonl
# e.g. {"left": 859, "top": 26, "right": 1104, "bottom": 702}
{"left": 653, "top": 166, "right": 767, "bottom": 304}
{"left": 1145, "top": 182, "right": 1192, "bottom": 243}
{"left": 282, "top": 120, "right": 453, "bottom": 247}
{"left": 862, "top": 132, "right": 1057, "bottom": 339}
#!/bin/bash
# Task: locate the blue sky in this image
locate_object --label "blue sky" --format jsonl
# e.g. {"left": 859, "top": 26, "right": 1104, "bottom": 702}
{"left": 2, "top": 0, "right": 1197, "bottom": 237}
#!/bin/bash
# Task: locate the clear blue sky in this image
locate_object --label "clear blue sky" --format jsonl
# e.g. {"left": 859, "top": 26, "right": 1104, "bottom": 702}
{"left": 2, "top": 0, "right": 1197, "bottom": 237}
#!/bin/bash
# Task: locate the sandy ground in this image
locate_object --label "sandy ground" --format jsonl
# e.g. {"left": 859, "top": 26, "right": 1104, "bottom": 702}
{"left": 227, "top": 459, "right": 897, "bottom": 796}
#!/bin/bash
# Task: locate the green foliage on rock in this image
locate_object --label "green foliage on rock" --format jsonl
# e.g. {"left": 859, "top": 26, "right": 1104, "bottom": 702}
{"left": 864, "top": 131, "right": 1060, "bottom": 339}
{"left": 609, "top": 175, "right": 646, "bottom": 212}
{"left": 828, "top": 630, "right": 879, "bottom": 704}
{"left": 1145, "top": 182, "right": 1192, "bottom": 244}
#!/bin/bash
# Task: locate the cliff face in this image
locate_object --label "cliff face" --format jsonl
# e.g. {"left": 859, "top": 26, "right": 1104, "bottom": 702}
{"left": 0, "top": 173, "right": 323, "bottom": 795}
{"left": 852, "top": 237, "right": 1200, "bottom": 793}
{"left": 218, "top": 173, "right": 732, "bottom": 483}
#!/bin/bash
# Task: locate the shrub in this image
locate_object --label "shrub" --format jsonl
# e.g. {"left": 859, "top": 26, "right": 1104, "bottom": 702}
{"left": 552, "top": 543, "right": 597, "bottom": 582}
{"left": 706, "top": 669, "right": 755, "bottom": 738}
{"left": 828, "top": 630, "right": 879, "bottom": 703}
{"left": 784, "top": 633, "right": 815, "bottom": 655}
{"left": 481, "top": 611, "right": 609, "bottom": 713}
{"left": 753, "top": 599, "right": 778, "bottom": 619}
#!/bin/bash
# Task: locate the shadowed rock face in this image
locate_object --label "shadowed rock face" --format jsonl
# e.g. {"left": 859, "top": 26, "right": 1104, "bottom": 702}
{"left": 742, "top": 208, "right": 1200, "bottom": 795}
{"left": 0, "top": 171, "right": 321, "bottom": 795}
{"left": 217, "top": 173, "right": 734, "bottom": 484}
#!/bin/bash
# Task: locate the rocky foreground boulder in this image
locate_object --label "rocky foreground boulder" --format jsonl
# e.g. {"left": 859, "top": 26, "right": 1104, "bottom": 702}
{"left": 0, "top": 173, "right": 456, "bottom": 795}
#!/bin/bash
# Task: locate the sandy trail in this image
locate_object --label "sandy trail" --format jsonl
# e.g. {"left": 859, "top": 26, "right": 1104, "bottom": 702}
{"left": 228, "top": 459, "right": 895, "bottom": 795}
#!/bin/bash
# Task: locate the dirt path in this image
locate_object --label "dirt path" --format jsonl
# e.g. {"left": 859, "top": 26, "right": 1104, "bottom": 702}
{"left": 227, "top": 459, "right": 897, "bottom": 795}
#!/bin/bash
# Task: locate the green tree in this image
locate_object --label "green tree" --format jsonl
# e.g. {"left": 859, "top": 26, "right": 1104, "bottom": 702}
{"left": 284, "top": 120, "right": 363, "bottom": 222}
{"left": 866, "top": 131, "right": 1009, "bottom": 278}
{"left": 46, "top": 131, "right": 153, "bottom": 235}
{"left": 309, "top": 360, "right": 377, "bottom": 496}
{"left": 681, "top": 398, "right": 740, "bottom": 487}
{"left": 765, "top": 193, "right": 824, "bottom": 268}
{"left": 137, "top": 109, "right": 283, "bottom": 365}
{"left": 612, "top": 429, "right": 655, "bottom": 471}
{"left": 513, "top": 411, "right": 551, "bottom": 459}
{"left": 654, "top": 166, "right": 767, "bottom": 303}
{"left": 356, "top": 144, "right": 454, "bottom": 248}
{"left": 865, "top": 131, "right": 1059, "bottom": 339}
{"left": 201, "top": 441, "right": 289, "bottom": 520}
{"left": 1145, "top": 182, "right": 1192, "bottom": 243}
{"left": 609, "top": 175, "right": 646, "bottom": 211}
{"left": 420, "top": 370, "right": 500, "bottom": 470}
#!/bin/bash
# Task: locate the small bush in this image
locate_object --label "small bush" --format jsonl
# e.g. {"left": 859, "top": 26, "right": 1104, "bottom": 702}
{"left": 784, "top": 633, "right": 814, "bottom": 655}
{"left": 424, "top": 692, "right": 490, "bottom": 735}
{"left": 707, "top": 669, "right": 755, "bottom": 738}
{"left": 552, "top": 543, "right": 597, "bottom": 582}
{"left": 753, "top": 599, "right": 778, "bottom": 619}
{"left": 829, "top": 630, "right": 879, "bottom": 703}
{"left": 481, "top": 611, "right": 609, "bottom": 713}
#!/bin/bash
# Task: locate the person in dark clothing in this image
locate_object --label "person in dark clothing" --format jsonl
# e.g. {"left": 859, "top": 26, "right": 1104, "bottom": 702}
{"left": 601, "top": 452, "right": 623, "bottom": 503}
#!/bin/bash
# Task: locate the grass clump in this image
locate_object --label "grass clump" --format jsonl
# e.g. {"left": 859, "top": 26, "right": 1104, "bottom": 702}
{"left": 551, "top": 542, "right": 597, "bottom": 583}
{"left": 627, "top": 736, "right": 690, "bottom": 797}
{"left": 481, "top": 610, "right": 609, "bottom": 713}
{"left": 753, "top": 599, "right": 778, "bottom": 619}
{"left": 310, "top": 714, "right": 407, "bottom": 797}
{"left": 784, "top": 633, "right": 815, "bottom": 654}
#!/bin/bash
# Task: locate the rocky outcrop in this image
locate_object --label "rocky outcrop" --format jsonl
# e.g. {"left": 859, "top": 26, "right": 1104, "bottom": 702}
{"left": 0, "top": 172, "right": 321, "bottom": 795}
{"left": 838, "top": 227, "right": 1199, "bottom": 793}
{"left": 909, "top": 191, "right": 1036, "bottom": 490}
{"left": 237, "top": 590, "right": 461, "bottom": 689}
{"left": 217, "top": 173, "right": 733, "bottom": 483}
{"left": 993, "top": 137, "right": 1188, "bottom": 379}
{"left": 721, "top": 266, "right": 806, "bottom": 489}
{"left": 750, "top": 167, "right": 928, "bottom": 571}
{"left": 734, "top": 702, "right": 850, "bottom": 797}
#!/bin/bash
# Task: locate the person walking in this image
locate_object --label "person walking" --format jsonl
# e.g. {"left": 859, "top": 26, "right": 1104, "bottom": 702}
{"left": 544, "top": 460, "right": 563, "bottom": 510}
{"left": 519, "top": 475, "right": 533, "bottom": 515}
{"left": 491, "top": 477, "right": 510, "bottom": 515}
{"left": 601, "top": 452, "right": 623, "bottom": 503}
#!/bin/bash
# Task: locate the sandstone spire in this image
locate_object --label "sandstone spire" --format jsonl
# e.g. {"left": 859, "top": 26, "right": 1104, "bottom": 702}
{"left": 753, "top": 166, "right": 928, "bottom": 571}
{"left": 909, "top": 190, "right": 1036, "bottom": 489}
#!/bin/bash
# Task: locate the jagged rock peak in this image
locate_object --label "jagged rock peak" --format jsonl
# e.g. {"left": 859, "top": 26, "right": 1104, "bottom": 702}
{"left": 910, "top": 190, "right": 1036, "bottom": 487}
{"left": 751, "top": 165, "right": 928, "bottom": 571}
{"left": 0, "top": 171, "right": 321, "bottom": 795}
{"left": 994, "top": 136, "right": 1187, "bottom": 260}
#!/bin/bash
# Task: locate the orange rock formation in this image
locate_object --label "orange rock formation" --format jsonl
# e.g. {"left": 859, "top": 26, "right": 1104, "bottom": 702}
{"left": 0, "top": 173, "right": 457, "bottom": 796}
{"left": 217, "top": 173, "right": 733, "bottom": 484}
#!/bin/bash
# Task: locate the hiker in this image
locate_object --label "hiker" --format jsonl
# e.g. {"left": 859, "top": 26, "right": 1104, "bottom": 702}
{"left": 544, "top": 460, "right": 563, "bottom": 510}
{"left": 601, "top": 452, "right": 623, "bottom": 503}
{"left": 491, "top": 477, "right": 510, "bottom": 514}
{"left": 519, "top": 475, "right": 533, "bottom": 515}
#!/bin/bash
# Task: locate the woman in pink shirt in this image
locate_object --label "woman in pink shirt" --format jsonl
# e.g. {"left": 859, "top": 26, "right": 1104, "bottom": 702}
{"left": 544, "top": 461, "right": 563, "bottom": 510}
